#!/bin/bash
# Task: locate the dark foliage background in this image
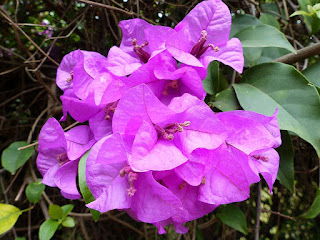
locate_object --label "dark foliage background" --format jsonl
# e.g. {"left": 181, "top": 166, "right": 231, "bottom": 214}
{"left": 1, "top": 0, "right": 320, "bottom": 239}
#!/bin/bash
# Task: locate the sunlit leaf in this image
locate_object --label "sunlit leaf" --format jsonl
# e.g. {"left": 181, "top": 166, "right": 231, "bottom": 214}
{"left": 0, "top": 204, "right": 23, "bottom": 235}
{"left": 48, "top": 205, "right": 63, "bottom": 220}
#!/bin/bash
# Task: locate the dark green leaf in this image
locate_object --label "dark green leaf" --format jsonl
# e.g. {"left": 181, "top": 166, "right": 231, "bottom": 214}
{"left": 230, "top": 14, "right": 262, "bottom": 38}
{"left": 276, "top": 131, "right": 295, "bottom": 193}
{"left": 301, "top": 187, "right": 320, "bottom": 218}
{"left": 25, "top": 181, "right": 45, "bottom": 204}
{"left": 61, "top": 204, "right": 74, "bottom": 219}
{"left": 212, "top": 88, "right": 240, "bottom": 112}
{"left": 234, "top": 24, "right": 295, "bottom": 52}
{"left": 78, "top": 150, "right": 100, "bottom": 221}
{"left": 48, "top": 205, "right": 63, "bottom": 220}
{"left": 256, "top": 47, "right": 291, "bottom": 65}
{"left": 61, "top": 216, "right": 75, "bottom": 228}
{"left": 1, "top": 141, "right": 34, "bottom": 174}
{"left": 259, "top": 14, "right": 280, "bottom": 29}
{"left": 216, "top": 205, "right": 248, "bottom": 235}
{"left": 39, "top": 219, "right": 59, "bottom": 240}
{"left": 233, "top": 62, "right": 320, "bottom": 156}
{"left": 202, "top": 61, "right": 219, "bottom": 95}
{"left": 302, "top": 62, "right": 320, "bottom": 88}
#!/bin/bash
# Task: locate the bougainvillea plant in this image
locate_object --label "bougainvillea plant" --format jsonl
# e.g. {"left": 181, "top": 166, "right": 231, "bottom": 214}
{"left": 34, "top": 0, "right": 281, "bottom": 234}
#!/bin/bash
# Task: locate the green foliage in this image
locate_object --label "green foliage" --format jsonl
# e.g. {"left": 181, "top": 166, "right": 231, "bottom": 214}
{"left": 234, "top": 62, "right": 320, "bottom": 156}
{"left": 301, "top": 186, "right": 320, "bottom": 219}
{"left": 78, "top": 151, "right": 100, "bottom": 221}
{"left": 295, "top": 0, "right": 320, "bottom": 33}
{"left": 39, "top": 219, "right": 59, "bottom": 240}
{"left": 216, "top": 205, "right": 248, "bottom": 235}
{"left": 26, "top": 181, "right": 45, "bottom": 204}
{"left": 276, "top": 131, "right": 295, "bottom": 193}
{"left": 212, "top": 88, "right": 240, "bottom": 112}
{"left": 302, "top": 61, "right": 320, "bottom": 88}
{"left": 1, "top": 141, "right": 34, "bottom": 174}
{"left": 39, "top": 204, "right": 75, "bottom": 240}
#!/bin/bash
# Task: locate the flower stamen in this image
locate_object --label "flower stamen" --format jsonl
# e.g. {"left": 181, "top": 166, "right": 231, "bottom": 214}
{"left": 190, "top": 30, "right": 219, "bottom": 58}
{"left": 104, "top": 100, "right": 119, "bottom": 120}
{"left": 120, "top": 166, "right": 138, "bottom": 197}
{"left": 154, "top": 121, "right": 190, "bottom": 140}
{"left": 252, "top": 154, "right": 269, "bottom": 162}
{"left": 132, "top": 38, "right": 150, "bottom": 63}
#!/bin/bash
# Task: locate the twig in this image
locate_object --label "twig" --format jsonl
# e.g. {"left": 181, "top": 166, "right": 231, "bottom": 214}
{"left": 197, "top": 217, "right": 217, "bottom": 229}
{"left": 273, "top": 42, "right": 320, "bottom": 64}
{"left": 79, "top": 218, "right": 90, "bottom": 240}
{"left": 254, "top": 182, "right": 261, "bottom": 240}
{"left": 0, "top": 86, "right": 43, "bottom": 107}
{"left": 78, "top": 0, "right": 134, "bottom": 15}
{"left": 192, "top": 220, "right": 197, "bottom": 240}
{"left": 107, "top": 213, "right": 144, "bottom": 236}
{"left": 0, "top": 6, "right": 59, "bottom": 66}
{"left": 261, "top": 209, "right": 296, "bottom": 221}
{"left": 4, "top": 167, "right": 24, "bottom": 194}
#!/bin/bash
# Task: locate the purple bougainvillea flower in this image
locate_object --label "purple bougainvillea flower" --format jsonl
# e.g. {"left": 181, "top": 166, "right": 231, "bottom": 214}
{"left": 125, "top": 52, "right": 206, "bottom": 105}
{"left": 166, "top": 0, "right": 244, "bottom": 74}
{"left": 152, "top": 171, "right": 218, "bottom": 234}
{"left": 37, "top": 118, "right": 95, "bottom": 199}
{"left": 119, "top": 19, "right": 175, "bottom": 63}
{"left": 112, "top": 84, "right": 227, "bottom": 172}
{"left": 216, "top": 110, "right": 281, "bottom": 192}
{"left": 60, "top": 89, "right": 100, "bottom": 123}
{"left": 86, "top": 133, "right": 182, "bottom": 223}
{"left": 56, "top": 50, "right": 104, "bottom": 92}
{"left": 72, "top": 55, "right": 127, "bottom": 106}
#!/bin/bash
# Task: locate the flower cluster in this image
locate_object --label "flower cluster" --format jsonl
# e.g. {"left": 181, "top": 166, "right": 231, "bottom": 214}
{"left": 36, "top": 0, "right": 281, "bottom": 234}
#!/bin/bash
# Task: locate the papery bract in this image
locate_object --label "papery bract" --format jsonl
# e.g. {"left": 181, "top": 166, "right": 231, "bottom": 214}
{"left": 112, "top": 84, "right": 227, "bottom": 172}
{"left": 166, "top": 0, "right": 244, "bottom": 74}
{"left": 37, "top": 118, "right": 95, "bottom": 199}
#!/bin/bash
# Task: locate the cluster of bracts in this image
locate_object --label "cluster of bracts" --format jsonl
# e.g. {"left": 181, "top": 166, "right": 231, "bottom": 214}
{"left": 36, "top": 0, "right": 281, "bottom": 234}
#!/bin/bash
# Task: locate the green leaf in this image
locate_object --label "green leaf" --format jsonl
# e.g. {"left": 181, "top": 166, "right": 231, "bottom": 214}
{"left": 256, "top": 47, "right": 291, "bottom": 65}
{"left": 202, "top": 61, "right": 220, "bottom": 95}
{"left": 25, "top": 181, "right": 45, "bottom": 204}
{"left": 297, "top": 0, "right": 320, "bottom": 33}
{"left": 61, "top": 204, "right": 74, "bottom": 219}
{"left": 301, "top": 187, "right": 320, "bottom": 218}
{"left": 1, "top": 141, "right": 34, "bottom": 174}
{"left": 0, "top": 204, "right": 23, "bottom": 235}
{"left": 78, "top": 150, "right": 100, "bottom": 221}
{"left": 261, "top": 2, "right": 280, "bottom": 17}
{"left": 276, "top": 131, "right": 295, "bottom": 193}
{"left": 230, "top": 14, "right": 262, "bottom": 38}
{"left": 216, "top": 205, "right": 248, "bottom": 235}
{"left": 202, "top": 61, "right": 228, "bottom": 95}
{"left": 39, "top": 219, "right": 59, "bottom": 240}
{"left": 212, "top": 88, "right": 240, "bottom": 112}
{"left": 15, "top": 237, "right": 26, "bottom": 240}
{"left": 233, "top": 62, "right": 320, "bottom": 156}
{"left": 48, "top": 205, "right": 63, "bottom": 220}
{"left": 259, "top": 14, "right": 280, "bottom": 29}
{"left": 234, "top": 24, "right": 296, "bottom": 52}
{"left": 61, "top": 216, "right": 75, "bottom": 228}
{"left": 290, "top": 10, "right": 312, "bottom": 17}
{"left": 302, "top": 62, "right": 320, "bottom": 88}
